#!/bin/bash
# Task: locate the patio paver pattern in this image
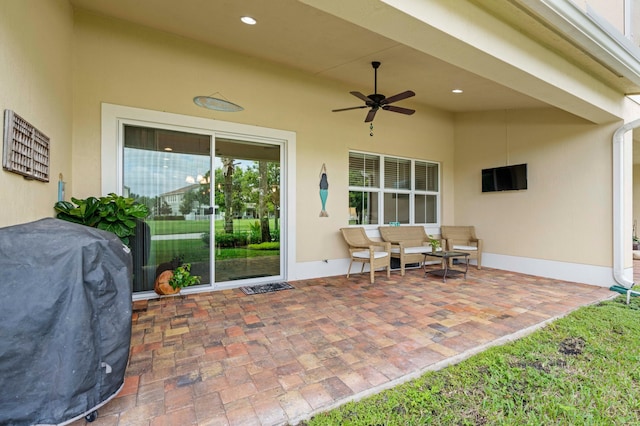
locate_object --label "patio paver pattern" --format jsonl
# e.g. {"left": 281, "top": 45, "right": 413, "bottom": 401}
{"left": 71, "top": 266, "right": 614, "bottom": 426}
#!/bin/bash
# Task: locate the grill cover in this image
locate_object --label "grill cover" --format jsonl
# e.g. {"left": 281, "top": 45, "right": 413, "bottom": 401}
{"left": 0, "top": 218, "right": 132, "bottom": 425}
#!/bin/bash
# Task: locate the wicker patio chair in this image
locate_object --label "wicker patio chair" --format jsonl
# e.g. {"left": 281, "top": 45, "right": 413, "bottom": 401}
{"left": 340, "top": 227, "right": 391, "bottom": 284}
{"left": 440, "top": 225, "right": 483, "bottom": 269}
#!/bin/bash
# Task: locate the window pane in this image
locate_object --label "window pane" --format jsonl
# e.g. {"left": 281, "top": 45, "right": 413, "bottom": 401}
{"left": 349, "top": 190, "right": 379, "bottom": 225}
{"left": 415, "top": 161, "right": 439, "bottom": 191}
{"left": 383, "top": 192, "right": 410, "bottom": 224}
{"left": 384, "top": 157, "right": 411, "bottom": 189}
{"left": 415, "top": 194, "right": 438, "bottom": 224}
{"left": 426, "top": 163, "right": 439, "bottom": 191}
{"left": 415, "top": 162, "right": 427, "bottom": 191}
{"left": 349, "top": 152, "right": 380, "bottom": 187}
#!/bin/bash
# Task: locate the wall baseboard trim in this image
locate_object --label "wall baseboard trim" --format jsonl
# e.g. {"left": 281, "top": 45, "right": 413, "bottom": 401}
{"left": 292, "top": 254, "right": 623, "bottom": 288}
{"left": 465, "top": 253, "right": 618, "bottom": 288}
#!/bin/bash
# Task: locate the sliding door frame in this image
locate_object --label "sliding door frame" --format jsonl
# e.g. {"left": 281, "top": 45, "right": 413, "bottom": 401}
{"left": 101, "top": 103, "right": 296, "bottom": 299}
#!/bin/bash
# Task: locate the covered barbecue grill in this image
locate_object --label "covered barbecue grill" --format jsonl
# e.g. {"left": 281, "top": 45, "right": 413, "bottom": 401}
{"left": 0, "top": 218, "right": 132, "bottom": 425}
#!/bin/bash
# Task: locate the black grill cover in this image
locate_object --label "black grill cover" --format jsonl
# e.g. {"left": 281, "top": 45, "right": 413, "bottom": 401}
{"left": 0, "top": 218, "right": 132, "bottom": 425}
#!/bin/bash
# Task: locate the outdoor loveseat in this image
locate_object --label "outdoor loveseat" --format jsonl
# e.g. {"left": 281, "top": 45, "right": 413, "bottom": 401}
{"left": 378, "top": 225, "right": 442, "bottom": 276}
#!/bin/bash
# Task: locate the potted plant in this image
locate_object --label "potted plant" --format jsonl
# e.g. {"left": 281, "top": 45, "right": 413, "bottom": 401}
{"left": 428, "top": 235, "right": 441, "bottom": 253}
{"left": 54, "top": 193, "right": 149, "bottom": 247}
{"left": 154, "top": 263, "right": 200, "bottom": 296}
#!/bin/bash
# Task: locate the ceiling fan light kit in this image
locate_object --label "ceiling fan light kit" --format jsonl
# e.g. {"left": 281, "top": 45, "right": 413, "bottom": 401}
{"left": 332, "top": 61, "right": 416, "bottom": 123}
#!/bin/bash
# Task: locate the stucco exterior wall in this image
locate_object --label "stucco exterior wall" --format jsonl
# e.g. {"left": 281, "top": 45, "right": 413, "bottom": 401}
{"left": 72, "top": 11, "right": 455, "bottom": 265}
{"left": 454, "top": 108, "right": 619, "bottom": 267}
{"left": 0, "top": 0, "right": 73, "bottom": 227}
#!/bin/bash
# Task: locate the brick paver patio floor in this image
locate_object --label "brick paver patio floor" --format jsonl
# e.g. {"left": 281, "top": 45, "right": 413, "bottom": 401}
{"left": 71, "top": 265, "right": 615, "bottom": 425}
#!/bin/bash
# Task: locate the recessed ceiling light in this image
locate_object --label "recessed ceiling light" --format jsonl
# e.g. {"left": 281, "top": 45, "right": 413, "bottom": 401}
{"left": 452, "top": 89, "right": 463, "bottom": 94}
{"left": 164, "top": 147, "right": 173, "bottom": 151}
{"left": 241, "top": 16, "right": 257, "bottom": 25}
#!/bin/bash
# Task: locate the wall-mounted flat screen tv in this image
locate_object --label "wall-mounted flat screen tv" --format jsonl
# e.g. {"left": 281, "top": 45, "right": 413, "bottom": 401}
{"left": 482, "top": 163, "right": 527, "bottom": 192}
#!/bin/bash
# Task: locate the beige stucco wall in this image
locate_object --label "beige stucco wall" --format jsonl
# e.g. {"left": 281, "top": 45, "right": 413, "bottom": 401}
{"left": 0, "top": 0, "right": 73, "bottom": 227}
{"left": 72, "top": 10, "right": 455, "bottom": 264}
{"left": 454, "top": 108, "right": 620, "bottom": 266}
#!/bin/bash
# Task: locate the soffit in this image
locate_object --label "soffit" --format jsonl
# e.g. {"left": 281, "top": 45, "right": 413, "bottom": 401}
{"left": 68, "top": 0, "right": 549, "bottom": 113}
{"left": 470, "top": 0, "right": 640, "bottom": 94}
{"left": 68, "top": 0, "right": 637, "bottom": 116}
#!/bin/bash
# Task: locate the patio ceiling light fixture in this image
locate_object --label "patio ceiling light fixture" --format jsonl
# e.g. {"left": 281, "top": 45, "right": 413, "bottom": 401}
{"left": 193, "top": 92, "right": 244, "bottom": 112}
{"left": 241, "top": 16, "right": 257, "bottom": 25}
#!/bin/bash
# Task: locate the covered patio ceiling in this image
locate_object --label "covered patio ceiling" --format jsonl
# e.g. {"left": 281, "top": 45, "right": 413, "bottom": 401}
{"left": 69, "top": 0, "right": 640, "bottom": 124}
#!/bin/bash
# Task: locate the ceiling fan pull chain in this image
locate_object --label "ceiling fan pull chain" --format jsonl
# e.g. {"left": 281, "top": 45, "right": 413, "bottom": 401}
{"left": 370, "top": 122, "right": 374, "bottom": 137}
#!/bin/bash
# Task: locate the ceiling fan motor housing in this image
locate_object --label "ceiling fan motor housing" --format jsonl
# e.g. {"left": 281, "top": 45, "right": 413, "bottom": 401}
{"left": 367, "top": 93, "right": 385, "bottom": 106}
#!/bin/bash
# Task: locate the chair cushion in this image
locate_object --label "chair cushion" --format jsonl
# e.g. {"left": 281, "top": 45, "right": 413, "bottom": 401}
{"left": 453, "top": 245, "right": 477, "bottom": 251}
{"left": 353, "top": 250, "right": 388, "bottom": 259}
{"left": 390, "top": 246, "right": 432, "bottom": 254}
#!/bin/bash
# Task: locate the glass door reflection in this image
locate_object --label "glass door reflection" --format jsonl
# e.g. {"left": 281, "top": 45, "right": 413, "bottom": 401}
{"left": 123, "top": 125, "right": 212, "bottom": 293}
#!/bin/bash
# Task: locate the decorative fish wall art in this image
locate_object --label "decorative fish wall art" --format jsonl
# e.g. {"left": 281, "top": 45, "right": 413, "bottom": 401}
{"left": 319, "top": 163, "right": 328, "bottom": 217}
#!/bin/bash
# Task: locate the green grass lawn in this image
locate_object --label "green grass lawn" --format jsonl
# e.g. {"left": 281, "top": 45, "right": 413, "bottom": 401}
{"left": 147, "top": 218, "right": 279, "bottom": 235}
{"left": 213, "top": 247, "right": 279, "bottom": 260}
{"left": 303, "top": 295, "right": 640, "bottom": 425}
{"left": 147, "top": 219, "right": 280, "bottom": 264}
{"left": 149, "top": 239, "right": 210, "bottom": 265}
{"left": 149, "top": 238, "right": 279, "bottom": 265}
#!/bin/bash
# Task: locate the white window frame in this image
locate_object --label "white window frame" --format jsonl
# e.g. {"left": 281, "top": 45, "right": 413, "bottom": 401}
{"left": 348, "top": 150, "right": 440, "bottom": 227}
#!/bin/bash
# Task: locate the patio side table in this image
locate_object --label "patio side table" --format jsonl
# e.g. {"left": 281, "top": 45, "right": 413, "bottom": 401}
{"left": 424, "top": 251, "right": 470, "bottom": 283}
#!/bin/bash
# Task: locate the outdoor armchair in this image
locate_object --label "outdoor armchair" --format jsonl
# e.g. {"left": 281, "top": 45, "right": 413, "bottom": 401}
{"left": 340, "top": 227, "right": 391, "bottom": 284}
{"left": 440, "top": 225, "right": 483, "bottom": 269}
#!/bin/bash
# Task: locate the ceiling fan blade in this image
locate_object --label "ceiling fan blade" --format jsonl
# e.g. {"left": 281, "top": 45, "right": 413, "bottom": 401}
{"left": 381, "top": 90, "right": 415, "bottom": 105}
{"left": 364, "top": 108, "right": 378, "bottom": 122}
{"left": 332, "top": 105, "right": 368, "bottom": 112}
{"left": 382, "top": 105, "right": 416, "bottom": 115}
{"left": 350, "top": 91, "right": 372, "bottom": 102}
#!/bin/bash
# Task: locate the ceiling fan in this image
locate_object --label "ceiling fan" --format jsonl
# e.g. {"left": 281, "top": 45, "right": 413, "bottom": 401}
{"left": 332, "top": 61, "right": 416, "bottom": 122}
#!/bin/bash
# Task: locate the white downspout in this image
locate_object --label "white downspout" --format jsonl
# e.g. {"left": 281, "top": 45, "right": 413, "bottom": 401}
{"left": 613, "top": 118, "right": 640, "bottom": 289}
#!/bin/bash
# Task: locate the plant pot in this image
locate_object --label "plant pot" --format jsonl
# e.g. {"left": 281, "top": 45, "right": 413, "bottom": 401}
{"left": 154, "top": 270, "right": 180, "bottom": 295}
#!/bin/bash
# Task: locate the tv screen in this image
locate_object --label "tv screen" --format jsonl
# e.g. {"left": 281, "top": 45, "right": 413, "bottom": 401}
{"left": 482, "top": 163, "right": 527, "bottom": 192}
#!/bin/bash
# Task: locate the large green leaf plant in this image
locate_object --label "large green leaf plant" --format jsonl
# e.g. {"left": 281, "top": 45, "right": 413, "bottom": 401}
{"left": 54, "top": 193, "right": 149, "bottom": 246}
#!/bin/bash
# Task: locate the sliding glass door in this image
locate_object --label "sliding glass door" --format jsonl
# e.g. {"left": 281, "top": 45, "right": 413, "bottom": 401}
{"left": 122, "top": 124, "right": 283, "bottom": 294}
